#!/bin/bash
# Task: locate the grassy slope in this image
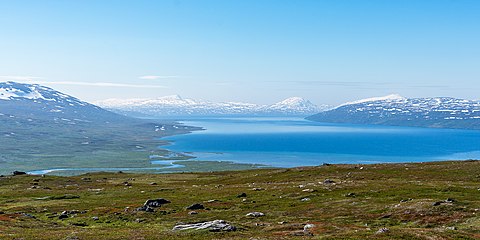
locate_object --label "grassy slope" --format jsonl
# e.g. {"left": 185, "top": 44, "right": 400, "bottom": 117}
{"left": 2, "top": 160, "right": 480, "bottom": 239}
{"left": 0, "top": 116, "right": 201, "bottom": 175}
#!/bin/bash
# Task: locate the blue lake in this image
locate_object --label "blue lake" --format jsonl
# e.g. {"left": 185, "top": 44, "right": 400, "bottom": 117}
{"left": 163, "top": 117, "right": 480, "bottom": 167}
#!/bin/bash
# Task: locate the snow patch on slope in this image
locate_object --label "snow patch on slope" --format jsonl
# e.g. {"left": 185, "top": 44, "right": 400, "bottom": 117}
{"left": 337, "top": 94, "right": 405, "bottom": 108}
{"left": 0, "top": 83, "right": 47, "bottom": 100}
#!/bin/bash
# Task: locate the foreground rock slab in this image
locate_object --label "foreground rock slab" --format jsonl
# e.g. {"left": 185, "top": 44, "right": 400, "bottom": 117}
{"left": 172, "top": 220, "right": 236, "bottom": 232}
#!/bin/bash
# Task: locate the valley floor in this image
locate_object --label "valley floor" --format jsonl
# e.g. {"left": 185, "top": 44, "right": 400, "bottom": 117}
{"left": 2, "top": 160, "right": 480, "bottom": 239}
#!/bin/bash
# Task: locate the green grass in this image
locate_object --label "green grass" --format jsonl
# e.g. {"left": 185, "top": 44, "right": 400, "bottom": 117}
{"left": 2, "top": 160, "right": 480, "bottom": 239}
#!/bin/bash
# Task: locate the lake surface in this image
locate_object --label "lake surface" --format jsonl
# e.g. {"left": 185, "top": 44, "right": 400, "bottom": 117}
{"left": 163, "top": 117, "right": 480, "bottom": 167}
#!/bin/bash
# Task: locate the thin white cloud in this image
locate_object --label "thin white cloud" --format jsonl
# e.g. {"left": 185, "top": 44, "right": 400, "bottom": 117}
{"left": 35, "top": 81, "right": 168, "bottom": 88}
{"left": 0, "top": 76, "right": 167, "bottom": 88}
{"left": 139, "top": 75, "right": 180, "bottom": 80}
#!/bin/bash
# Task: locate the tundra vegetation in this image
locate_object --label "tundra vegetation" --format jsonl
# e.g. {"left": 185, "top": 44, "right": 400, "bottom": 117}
{"left": 2, "top": 160, "right": 480, "bottom": 239}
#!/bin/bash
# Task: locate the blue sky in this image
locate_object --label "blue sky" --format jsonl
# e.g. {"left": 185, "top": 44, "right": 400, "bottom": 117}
{"left": 0, "top": 0, "right": 479, "bottom": 105}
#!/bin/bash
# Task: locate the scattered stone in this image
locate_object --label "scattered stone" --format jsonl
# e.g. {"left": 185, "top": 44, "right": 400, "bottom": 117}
{"left": 58, "top": 214, "right": 68, "bottom": 219}
{"left": 379, "top": 214, "right": 392, "bottom": 219}
{"left": 445, "top": 198, "right": 456, "bottom": 203}
{"left": 188, "top": 211, "right": 198, "bottom": 215}
{"left": 32, "top": 179, "right": 40, "bottom": 182}
{"left": 304, "top": 223, "right": 315, "bottom": 232}
{"left": 302, "top": 189, "right": 315, "bottom": 193}
{"left": 92, "top": 216, "right": 99, "bottom": 221}
{"left": 278, "top": 221, "right": 287, "bottom": 224}
{"left": 246, "top": 212, "right": 265, "bottom": 217}
{"left": 345, "top": 192, "right": 356, "bottom": 198}
{"left": 88, "top": 188, "right": 104, "bottom": 192}
{"left": 237, "top": 193, "right": 247, "bottom": 198}
{"left": 376, "top": 228, "right": 390, "bottom": 234}
{"left": 149, "top": 182, "right": 157, "bottom": 185}
{"left": 136, "top": 206, "right": 154, "bottom": 212}
{"left": 252, "top": 188, "right": 264, "bottom": 191}
{"left": 172, "top": 220, "right": 236, "bottom": 232}
{"left": 22, "top": 213, "right": 36, "bottom": 219}
{"left": 135, "top": 218, "right": 145, "bottom": 223}
{"left": 446, "top": 226, "right": 457, "bottom": 230}
{"left": 400, "top": 198, "right": 413, "bottom": 203}
{"left": 433, "top": 198, "right": 456, "bottom": 206}
{"left": 323, "top": 179, "right": 335, "bottom": 184}
{"left": 12, "top": 171, "right": 27, "bottom": 176}
{"left": 186, "top": 203, "right": 205, "bottom": 210}
{"left": 301, "top": 198, "right": 311, "bottom": 202}
{"left": 71, "top": 222, "right": 88, "bottom": 227}
{"left": 144, "top": 198, "right": 171, "bottom": 208}
{"left": 81, "top": 177, "right": 91, "bottom": 181}
{"left": 124, "top": 182, "right": 132, "bottom": 186}
{"left": 62, "top": 210, "right": 80, "bottom": 215}
{"left": 206, "top": 199, "right": 218, "bottom": 203}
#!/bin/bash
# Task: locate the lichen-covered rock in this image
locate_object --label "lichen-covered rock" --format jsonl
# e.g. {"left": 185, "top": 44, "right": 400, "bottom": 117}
{"left": 172, "top": 220, "right": 236, "bottom": 232}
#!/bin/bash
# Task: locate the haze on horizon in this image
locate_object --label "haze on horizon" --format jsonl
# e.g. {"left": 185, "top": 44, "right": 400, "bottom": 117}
{"left": 0, "top": 0, "right": 479, "bottom": 105}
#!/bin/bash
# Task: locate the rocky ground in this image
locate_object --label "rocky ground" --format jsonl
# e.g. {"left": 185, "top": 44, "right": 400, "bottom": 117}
{"left": 2, "top": 160, "right": 480, "bottom": 239}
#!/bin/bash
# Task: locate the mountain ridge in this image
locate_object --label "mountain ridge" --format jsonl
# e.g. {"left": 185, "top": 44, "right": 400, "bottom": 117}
{"left": 307, "top": 94, "right": 480, "bottom": 130}
{"left": 0, "top": 81, "right": 130, "bottom": 124}
{"left": 97, "top": 96, "right": 327, "bottom": 117}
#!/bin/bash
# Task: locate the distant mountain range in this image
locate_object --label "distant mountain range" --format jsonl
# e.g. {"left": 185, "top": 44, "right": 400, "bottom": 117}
{"left": 3, "top": 81, "right": 479, "bottom": 131}
{"left": 97, "top": 95, "right": 327, "bottom": 117}
{"left": 307, "top": 94, "right": 480, "bottom": 130}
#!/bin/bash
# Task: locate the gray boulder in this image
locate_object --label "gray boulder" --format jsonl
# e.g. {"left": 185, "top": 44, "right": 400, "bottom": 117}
{"left": 144, "top": 198, "right": 171, "bottom": 208}
{"left": 186, "top": 203, "right": 205, "bottom": 210}
{"left": 137, "top": 198, "right": 171, "bottom": 212}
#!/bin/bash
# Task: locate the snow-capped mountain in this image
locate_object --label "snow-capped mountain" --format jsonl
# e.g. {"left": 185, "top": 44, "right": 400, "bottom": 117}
{"left": 306, "top": 94, "right": 480, "bottom": 130}
{"left": 97, "top": 96, "right": 327, "bottom": 116}
{"left": 264, "top": 97, "right": 319, "bottom": 113}
{"left": 0, "top": 81, "right": 129, "bottom": 124}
